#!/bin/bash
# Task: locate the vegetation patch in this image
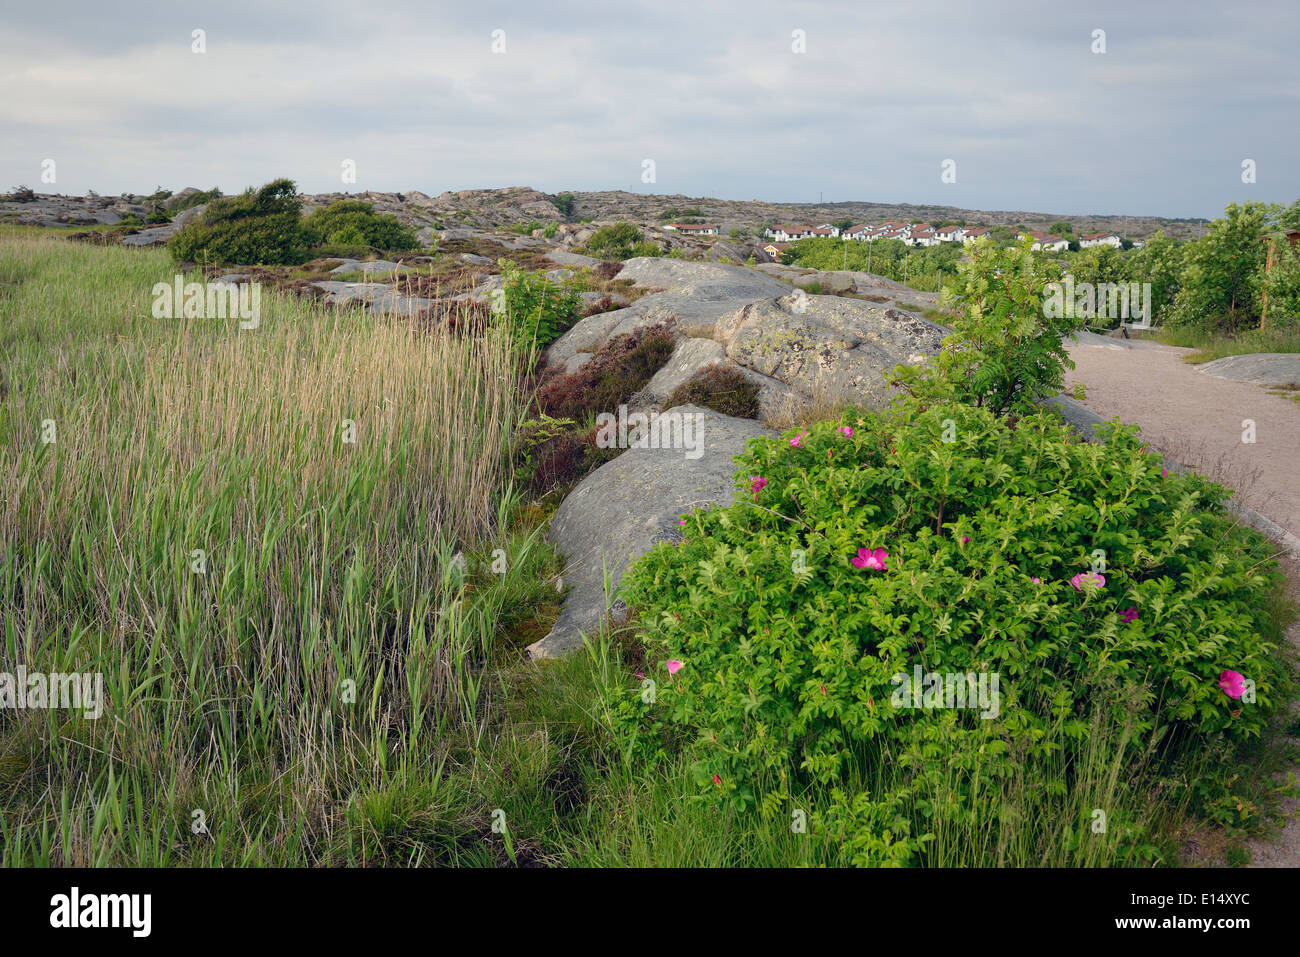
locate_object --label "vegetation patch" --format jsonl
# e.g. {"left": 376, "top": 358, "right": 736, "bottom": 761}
{"left": 664, "top": 363, "right": 760, "bottom": 418}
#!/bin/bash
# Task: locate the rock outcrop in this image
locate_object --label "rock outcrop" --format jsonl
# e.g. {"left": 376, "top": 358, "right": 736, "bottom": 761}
{"left": 526, "top": 405, "right": 775, "bottom": 659}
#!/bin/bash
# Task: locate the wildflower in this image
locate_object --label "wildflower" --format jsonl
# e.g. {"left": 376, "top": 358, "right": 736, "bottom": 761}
{"left": 790, "top": 430, "right": 808, "bottom": 448}
{"left": 678, "top": 518, "right": 687, "bottom": 526}
{"left": 852, "top": 547, "right": 889, "bottom": 571}
{"left": 748, "top": 475, "right": 767, "bottom": 500}
{"left": 1161, "top": 468, "right": 1168, "bottom": 478}
{"left": 960, "top": 536, "right": 970, "bottom": 545}
{"left": 666, "top": 659, "right": 683, "bottom": 675}
{"left": 838, "top": 426, "right": 853, "bottom": 437}
{"left": 635, "top": 672, "right": 645, "bottom": 679}
{"left": 1070, "top": 571, "right": 1106, "bottom": 590}
{"left": 712, "top": 774, "right": 722, "bottom": 786}
{"left": 1031, "top": 577, "right": 1042, "bottom": 585}
{"left": 1218, "top": 669, "right": 1246, "bottom": 700}
{"left": 1119, "top": 606, "right": 1139, "bottom": 623}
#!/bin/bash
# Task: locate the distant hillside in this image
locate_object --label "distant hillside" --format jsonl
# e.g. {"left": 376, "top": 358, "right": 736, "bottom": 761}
{"left": 2, "top": 185, "right": 1209, "bottom": 242}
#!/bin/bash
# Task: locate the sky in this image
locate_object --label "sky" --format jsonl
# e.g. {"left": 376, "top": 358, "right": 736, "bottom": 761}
{"left": 1, "top": 0, "right": 1297, "bottom": 219}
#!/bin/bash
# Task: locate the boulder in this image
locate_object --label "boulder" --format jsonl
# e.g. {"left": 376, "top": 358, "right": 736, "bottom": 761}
{"left": 329, "top": 259, "right": 410, "bottom": 277}
{"left": 546, "top": 259, "right": 793, "bottom": 364}
{"left": 717, "top": 295, "right": 944, "bottom": 411}
{"left": 172, "top": 203, "right": 207, "bottom": 228}
{"left": 526, "top": 405, "right": 776, "bottom": 658}
{"left": 545, "top": 250, "right": 603, "bottom": 268}
{"left": 120, "top": 224, "right": 179, "bottom": 247}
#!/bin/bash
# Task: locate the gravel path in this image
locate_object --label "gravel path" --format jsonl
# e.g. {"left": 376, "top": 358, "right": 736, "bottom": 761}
{"left": 1064, "top": 338, "right": 1300, "bottom": 538}
{"left": 1064, "top": 337, "right": 1300, "bottom": 868}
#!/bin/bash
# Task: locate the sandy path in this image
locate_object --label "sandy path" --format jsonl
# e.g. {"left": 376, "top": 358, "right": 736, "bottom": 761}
{"left": 1064, "top": 339, "right": 1300, "bottom": 538}
{"left": 1064, "top": 338, "right": 1300, "bottom": 867}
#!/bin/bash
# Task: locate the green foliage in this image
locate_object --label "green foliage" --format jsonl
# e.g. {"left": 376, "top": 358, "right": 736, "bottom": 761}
{"left": 587, "top": 221, "right": 647, "bottom": 259}
{"left": 892, "top": 237, "right": 1082, "bottom": 415}
{"left": 783, "top": 236, "right": 960, "bottom": 290}
{"left": 167, "top": 187, "right": 222, "bottom": 214}
{"left": 1167, "top": 201, "right": 1275, "bottom": 330}
{"left": 552, "top": 192, "right": 576, "bottom": 219}
{"left": 6, "top": 185, "right": 38, "bottom": 203}
{"left": 620, "top": 399, "right": 1288, "bottom": 830}
{"left": 169, "top": 178, "right": 314, "bottom": 265}
{"left": 303, "top": 199, "right": 419, "bottom": 251}
{"left": 1262, "top": 235, "right": 1300, "bottom": 324}
{"left": 1050, "top": 220, "right": 1073, "bottom": 236}
{"left": 664, "top": 363, "right": 761, "bottom": 418}
{"left": 496, "top": 261, "right": 584, "bottom": 348}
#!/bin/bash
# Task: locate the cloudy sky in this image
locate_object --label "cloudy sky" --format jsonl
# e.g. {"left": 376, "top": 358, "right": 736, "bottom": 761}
{"left": 2, "top": 0, "right": 1296, "bottom": 218}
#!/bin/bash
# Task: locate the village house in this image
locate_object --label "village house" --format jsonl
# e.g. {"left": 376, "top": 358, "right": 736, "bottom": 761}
{"left": 935, "top": 225, "right": 964, "bottom": 242}
{"left": 1080, "top": 232, "right": 1122, "bottom": 249}
{"left": 664, "top": 223, "right": 719, "bottom": 235}
{"left": 765, "top": 225, "right": 815, "bottom": 242}
{"left": 962, "top": 227, "right": 993, "bottom": 242}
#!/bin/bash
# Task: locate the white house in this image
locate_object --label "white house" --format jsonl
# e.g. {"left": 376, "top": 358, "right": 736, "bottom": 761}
{"left": 665, "top": 223, "right": 718, "bottom": 235}
{"left": 769, "top": 225, "right": 815, "bottom": 242}
{"left": 907, "top": 228, "right": 939, "bottom": 247}
{"left": 814, "top": 223, "right": 841, "bottom": 237}
{"left": 962, "top": 227, "right": 993, "bottom": 243}
{"left": 1080, "top": 232, "right": 1122, "bottom": 249}
{"left": 842, "top": 224, "right": 871, "bottom": 241}
{"left": 935, "top": 225, "right": 964, "bottom": 243}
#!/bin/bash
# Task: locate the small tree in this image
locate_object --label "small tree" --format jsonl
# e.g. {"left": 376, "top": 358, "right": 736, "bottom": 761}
{"left": 891, "top": 237, "right": 1083, "bottom": 415}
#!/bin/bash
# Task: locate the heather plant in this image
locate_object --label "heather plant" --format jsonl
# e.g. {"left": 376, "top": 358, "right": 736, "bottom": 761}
{"left": 536, "top": 322, "right": 675, "bottom": 421}
{"left": 619, "top": 399, "right": 1290, "bottom": 843}
{"left": 664, "top": 363, "right": 760, "bottom": 418}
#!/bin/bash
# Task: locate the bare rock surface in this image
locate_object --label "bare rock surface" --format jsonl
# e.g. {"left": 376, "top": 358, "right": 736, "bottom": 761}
{"left": 527, "top": 405, "right": 775, "bottom": 659}
{"left": 1196, "top": 353, "right": 1300, "bottom": 389}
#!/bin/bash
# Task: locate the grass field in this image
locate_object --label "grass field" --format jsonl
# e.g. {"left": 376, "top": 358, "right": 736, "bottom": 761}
{"left": 1, "top": 231, "right": 1294, "bottom": 867}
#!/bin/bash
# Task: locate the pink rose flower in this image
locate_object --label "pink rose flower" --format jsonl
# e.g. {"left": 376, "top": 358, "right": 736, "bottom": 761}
{"left": 852, "top": 547, "right": 889, "bottom": 571}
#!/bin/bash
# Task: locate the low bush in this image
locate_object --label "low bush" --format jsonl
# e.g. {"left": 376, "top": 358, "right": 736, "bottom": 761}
{"left": 587, "top": 222, "right": 661, "bottom": 260}
{"left": 537, "top": 322, "right": 676, "bottom": 421}
{"left": 170, "top": 178, "right": 314, "bottom": 265}
{"left": 303, "top": 199, "right": 420, "bottom": 251}
{"left": 497, "top": 261, "right": 585, "bottom": 348}
{"left": 620, "top": 399, "right": 1290, "bottom": 846}
{"left": 665, "top": 363, "right": 760, "bottom": 418}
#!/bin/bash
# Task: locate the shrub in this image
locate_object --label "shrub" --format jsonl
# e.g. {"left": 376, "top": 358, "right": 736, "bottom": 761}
{"left": 587, "top": 221, "right": 645, "bottom": 260}
{"left": 496, "top": 261, "right": 584, "bottom": 348}
{"left": 6, "top": 185, "right": 37, "bottom": 203}
{"left": 892, "top": 236, "right": 1082, "bottom": 415}
{"left": 665, "top": 363, "right": 760, "bottom": 418}
{"left": 552, "top": 192, "right": 575, "bottom": 219}
{"left": 303, "top": 199, "right": 419, "bottom": 251}
{"left": 170, "top": 178, "right": 314, "bottom": 266}
{"left": 167, "top": 187, "right": 222, "bottom": 214}
{"left": 537, "top": 322, "right": 676, "bottom": 421}
{"left": 621, "top": 399, "right": 1288, "bottom": 819}
{"left": 593, "top": 261, "right": 623, "bottom": 281}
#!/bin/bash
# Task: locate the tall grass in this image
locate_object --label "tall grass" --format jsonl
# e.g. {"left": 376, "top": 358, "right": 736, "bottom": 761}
{"left": 1154, "top": 320, "right": 1300, "bottom": 362}
{"left": 0, "top": 234, "right": 546, "bottom": 864}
